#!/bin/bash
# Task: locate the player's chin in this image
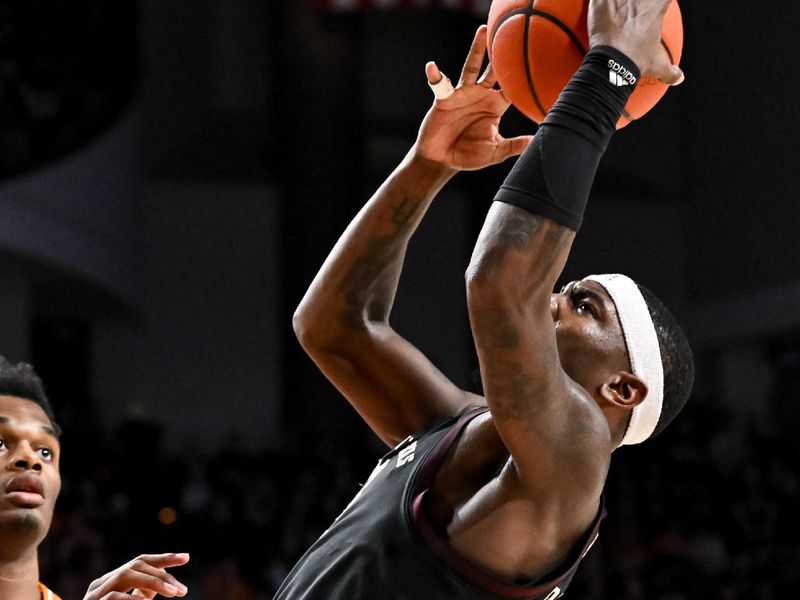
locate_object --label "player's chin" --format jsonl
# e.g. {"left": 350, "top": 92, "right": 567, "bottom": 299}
{"left": 0, "top": 505, "right": 47, "bottom": 532}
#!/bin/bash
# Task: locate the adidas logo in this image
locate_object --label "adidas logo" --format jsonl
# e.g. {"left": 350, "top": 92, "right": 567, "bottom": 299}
{"left": 609, "top": 70, "right": 631, "bottom": 86}
{"left": 607, "top": 59, "right": 637, "bottom": 87}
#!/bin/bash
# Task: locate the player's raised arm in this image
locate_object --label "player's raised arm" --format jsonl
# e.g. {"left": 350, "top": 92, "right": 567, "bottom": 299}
{"left": 293, "top": 26, "right": 531, "bottom": 447}
{"left": 466, "top": 0, "right": 681, "bottom": 510}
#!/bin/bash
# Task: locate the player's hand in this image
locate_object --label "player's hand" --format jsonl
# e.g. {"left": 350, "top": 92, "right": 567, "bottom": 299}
{"left": 82, "top": 553, "right": 190, "bottom": 599}
{"left": 588, "top": 0, "right": 684, "bottom": 85}
{"left": 413, "top": 25, "right": 533, "bottom": 172}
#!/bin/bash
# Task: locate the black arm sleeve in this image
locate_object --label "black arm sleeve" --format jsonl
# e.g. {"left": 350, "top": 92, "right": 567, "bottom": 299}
{"left": 494, "top": 46, "right": 640, "bottom": 230}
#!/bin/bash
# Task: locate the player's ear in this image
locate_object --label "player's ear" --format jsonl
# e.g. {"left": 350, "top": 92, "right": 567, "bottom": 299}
{"left": 600, "top": 371, "right": 648, "bottom": 409}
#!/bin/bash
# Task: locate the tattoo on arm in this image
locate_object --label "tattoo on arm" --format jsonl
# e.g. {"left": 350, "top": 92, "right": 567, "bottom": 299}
{"left": 472, "top": 208, "right": 566, "bottom": 277}
{"left": 391, "top": 195, "right": 419, "bottom": 228}
{"left": 474, "top": 307, "right": 558, "bottom": 422}
{"left": 496, "top": 211, "right": 539, "bottom": 250}
{"left": 338, "top": 194, "right": 424, "bottom": 328}
{"left": 494, "top": 210, "right": 565, "bottom": 273}
{"left": 471, "top": 207, "right": 570, "bottom": 422}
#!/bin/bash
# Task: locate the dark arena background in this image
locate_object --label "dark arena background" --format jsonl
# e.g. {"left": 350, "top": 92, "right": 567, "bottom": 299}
{"left": 1, "top": 1, "right": 798, "bottom": 598}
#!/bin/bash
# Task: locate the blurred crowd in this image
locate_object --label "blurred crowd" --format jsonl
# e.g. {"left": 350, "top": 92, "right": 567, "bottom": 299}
{"left": 38, "top": 394, "right": 798, "bottom": 599}
{"left": 569, "top": 398, "right": 798, "bottom": 599}
{"left": 0, "top": 1, "right": 136, "bottom": 178}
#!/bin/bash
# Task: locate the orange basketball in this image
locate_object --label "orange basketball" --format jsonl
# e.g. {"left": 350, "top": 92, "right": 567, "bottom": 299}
{"left": 487, "top": 0, "right": 683, "bottom": 129}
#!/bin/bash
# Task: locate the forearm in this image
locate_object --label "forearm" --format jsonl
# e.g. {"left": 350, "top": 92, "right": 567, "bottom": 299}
{"left": 468, "top": 47, "right": 639, "bottom": 313}
{"left": 294, "top": 149, "right": 455, "bottom": 344}
{"left": 495, "top": 46, "right": 639, "bottom": 232}
{"left": 289, "top": 26, "right": 533, "bottom": 441}
{"left": 466, "top": 47, "right": 638, "bottom": 439}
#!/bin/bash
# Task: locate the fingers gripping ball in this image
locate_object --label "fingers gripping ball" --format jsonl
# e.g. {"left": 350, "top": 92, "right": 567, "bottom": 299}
{"left": 487, "top": 0, "right": 683, "bottom": 128}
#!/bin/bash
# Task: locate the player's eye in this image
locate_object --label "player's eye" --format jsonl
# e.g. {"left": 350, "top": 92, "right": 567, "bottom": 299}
{"left": 38, "top": 447, "right": 53, "bottom": 460}
{"left": 571, "top": 291, "right": 595, "bottom": 317}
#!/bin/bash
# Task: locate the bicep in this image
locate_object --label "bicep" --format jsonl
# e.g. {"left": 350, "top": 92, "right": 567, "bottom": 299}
{"left": 300, "top": 323, "right": 481, "bottom": 447}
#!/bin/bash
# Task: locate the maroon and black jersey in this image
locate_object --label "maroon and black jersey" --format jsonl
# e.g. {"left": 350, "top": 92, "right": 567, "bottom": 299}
{"left": 275, "top": 407, "right": 604, "bottom": 599}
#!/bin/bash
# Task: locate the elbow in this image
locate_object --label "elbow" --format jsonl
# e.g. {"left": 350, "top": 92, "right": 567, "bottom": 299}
{"left": 292, "top": 296, "right": 332, "bottom": 353}
{"left": 465, "top": 253, "right": 547, "bottom": 319}
{"left": 465, "top": 253, "right": 516, "bottom": 310}
{"left": 466, "top": 265, "right": 513, "bottom": 329}
{"left": 292, "top": 303, "right": 314, "bottom": 350}
{"left": 292, "top": 295, "right": 371, "bottom": 356}
{"left": 465, "top": 262, "right": 491, "bottom": 309}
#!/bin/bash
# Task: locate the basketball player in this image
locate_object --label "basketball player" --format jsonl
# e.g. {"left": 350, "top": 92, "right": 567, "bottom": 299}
{"left": 0, "top": 357, "right": 189, "bottom": 600}
{"left": 280, "top": 0, "right": 692, "bottom": 597}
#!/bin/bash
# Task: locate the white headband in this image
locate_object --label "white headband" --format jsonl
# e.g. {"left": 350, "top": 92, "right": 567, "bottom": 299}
{"left": 585, "top": 274, "right": 664, "bottom": 446}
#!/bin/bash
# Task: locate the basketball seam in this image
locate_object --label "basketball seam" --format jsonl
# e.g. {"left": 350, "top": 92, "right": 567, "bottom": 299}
{"left": 490, "top": 4, "right": 589, "bottom": 122}
{"left": 525, "top": 9, "right": 587, "bottom": 122}
{"left": 523, "top": 10, "right": 547, "bottom": 118}
{"left": 530, "top": 10, "right": 587, "bottom": 55}
{"left": 489, "top": 8, "right": 530, "bottom": 47}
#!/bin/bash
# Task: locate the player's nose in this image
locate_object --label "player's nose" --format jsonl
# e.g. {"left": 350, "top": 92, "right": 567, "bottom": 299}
{"left": 10, "top": 443, "right": 43, "bottom": 472}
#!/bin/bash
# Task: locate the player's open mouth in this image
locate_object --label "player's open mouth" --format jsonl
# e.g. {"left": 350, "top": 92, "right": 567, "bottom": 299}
{"left": 4, "top": 475, "right": 45, "bottom": 507}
